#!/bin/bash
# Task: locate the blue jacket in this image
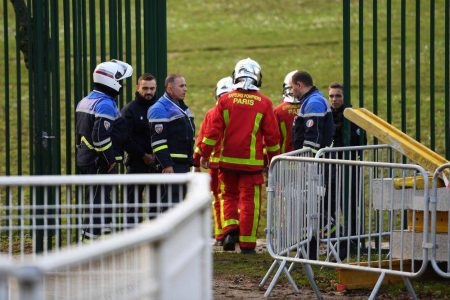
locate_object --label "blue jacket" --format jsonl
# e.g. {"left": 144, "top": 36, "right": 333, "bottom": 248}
{"left": 75, "top": 90, "right": 124, "bottom": 169}
{"left": 292, "top": 87, "right": 334, "bottom": 151}
{"left": 147, "top": 93, "right": 195, "bottom": 168}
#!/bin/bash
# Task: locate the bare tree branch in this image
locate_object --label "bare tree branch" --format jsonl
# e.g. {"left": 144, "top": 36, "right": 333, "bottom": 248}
{"left": 10, "top": 0, "right": 30, "bottom": 69}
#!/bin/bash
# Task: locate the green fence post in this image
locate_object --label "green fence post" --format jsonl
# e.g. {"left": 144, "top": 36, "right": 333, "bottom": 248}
{"left": 359, "top": 0, "right": 364, "bottom": 109}
{"left": 401, "top": 0, "right": 406, "bottom": 133}
{"left": 135, "top": 0, "right": 142, "bottom": 77}
{"left": 387, "top": 0, "right": 392, "bottom": 124}
{"left": 100, "top": 0, "right": 106, "bottom": 61}
{"left": 446, "top": 0, "right": 450, "bottom": 159}
{"left": 430, "top": 0, "right": 435, "bottom": 151}
{"left": 64, "top": 0, "right": 72, "bottom": 175}
{"left": 415, "top": 0, "right": 421, "bottom": 141}
{"left": 125, "top": 0, "right": 132, "bottom": 104}
{"left": 3, "top": 0, "right": 10, "bottom": 177}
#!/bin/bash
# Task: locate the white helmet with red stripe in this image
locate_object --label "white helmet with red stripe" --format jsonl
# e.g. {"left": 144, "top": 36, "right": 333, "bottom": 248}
{"left": 93, "top": 59, "right": 133, "bottom": 92}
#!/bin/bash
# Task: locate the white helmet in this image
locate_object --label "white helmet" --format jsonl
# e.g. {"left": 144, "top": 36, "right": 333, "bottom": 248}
{"left": 93, "top": 59, "right": 133, "bottom": 92}
{"left": 282, "top": 70, "right": 299, "bottom": 103}
{"left": 232, "top": 58, "right": 262, "bottom": 87}
{"left": 215, "top": 76, "right": 233, "bottom": 98}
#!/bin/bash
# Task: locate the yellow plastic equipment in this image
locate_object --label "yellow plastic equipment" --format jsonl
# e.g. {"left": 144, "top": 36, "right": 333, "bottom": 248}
{"left": 344, "top": 108, "right": 449, "bottom": 187}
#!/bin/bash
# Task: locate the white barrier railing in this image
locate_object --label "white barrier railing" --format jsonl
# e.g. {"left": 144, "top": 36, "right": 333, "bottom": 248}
{"left": 0, "top": 173, "right": 212, "bottom": 300}
{"left": 261, "top": 154, "right": 430, "bottom": 299}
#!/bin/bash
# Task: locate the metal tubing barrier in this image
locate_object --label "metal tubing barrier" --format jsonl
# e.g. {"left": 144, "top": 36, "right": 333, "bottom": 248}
{"left": 262, "top": 155, "right": 429, "bottom": 299}
{"left": 316, "top": 144, "right": 410, "bottom": 164}
{"left": 430, "top": 163, "right": 450, "bottom": 277}
{"left": 0, "top": 173, "right": 199, "bottom": 258}
{"left": 0, "top": 173, "right": 212, "bottom": 299}
{"left": 259, "top": 148, "right": 313, "bottom": 293}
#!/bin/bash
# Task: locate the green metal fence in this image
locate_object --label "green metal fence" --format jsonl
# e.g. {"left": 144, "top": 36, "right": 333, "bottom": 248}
{"left": 343, "top": 0, "right": 450, "bottom": 160}
{"left": 1, "top": 0, "right": 167, "bottom": 176}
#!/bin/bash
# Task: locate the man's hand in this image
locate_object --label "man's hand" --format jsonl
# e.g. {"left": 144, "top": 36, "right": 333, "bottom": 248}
{"left": 200, "top": 157, "right": 210, "bottom": 169}
{"left": 193, "top": 166, "right": 201, "bottom": 172}
{"left": 162, "top": 166, "right": 174, "bottom": 173}
{"left": 142, "top": 153, "right": 154, "bottom": 165}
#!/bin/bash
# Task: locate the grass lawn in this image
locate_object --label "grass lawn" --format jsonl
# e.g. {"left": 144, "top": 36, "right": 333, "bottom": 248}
{"left": 166, "top": 0, "right": 449, "bottom": 240}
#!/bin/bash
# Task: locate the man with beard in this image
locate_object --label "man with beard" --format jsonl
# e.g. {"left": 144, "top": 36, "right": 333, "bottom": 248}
{"left": 121, "top": 73, "right": 158, "bottom": 224}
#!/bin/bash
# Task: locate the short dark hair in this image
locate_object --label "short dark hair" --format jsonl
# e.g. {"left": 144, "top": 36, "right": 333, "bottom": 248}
{"left": 137, "top": 73, "right": 156, "bottom": 84}
{"left": 328, "top": 82, "right": 343, "bottom": 90}
{"left": 292, "top": 71, "right": 313, "bottom": 87}
{"left": 165, "top": 74, "right": 183, "bottom": 88}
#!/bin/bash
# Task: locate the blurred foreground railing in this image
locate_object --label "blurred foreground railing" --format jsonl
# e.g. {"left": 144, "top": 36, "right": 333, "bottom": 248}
{"left": 0, "top": 173, "right": 212, "bottom": 300}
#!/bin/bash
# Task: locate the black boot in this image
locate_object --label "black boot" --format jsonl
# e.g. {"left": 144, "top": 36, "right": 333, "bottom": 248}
{"left": 223, "top": 230, "right": 238, "bottom": 251}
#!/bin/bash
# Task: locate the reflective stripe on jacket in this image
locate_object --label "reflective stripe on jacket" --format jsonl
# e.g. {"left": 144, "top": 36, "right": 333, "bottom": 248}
{"left": 201, "top": 90, "right": 280, "bottom": 173}
{"left": 274, "top": 101, "right": 301, "bottom": 153}
{"left": 292, "top": 87, "right": 334, "bottom": 151}
{"left": 75, "top": 90, "right": 121, "bottom": 167}
{"left": 193, "top": 107, "right": 222, "bottom": 168}
{"left": 148, "top": 93, "right": 195, "bottom": 168}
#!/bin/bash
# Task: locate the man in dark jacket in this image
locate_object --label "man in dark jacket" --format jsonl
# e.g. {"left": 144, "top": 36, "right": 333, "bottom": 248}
{"left": 290, "top": 71, "right": 334, "bottom": 259}
{"left": 148, "top": 74, "right": 195, "bottom": 174}
{"left": 329, "top": 82, "right": 365, "bottom": 150}
{"left": 121, "top": 73, "right": 158, "bottom": 223}
{"left": 328, "top": 82, "right": 366, "bottom": 242}
{"left": 75, "top": 59, "right": 133, "bottom": 239}
{"left": 291, "top": 71, "right": 334, "bottom": 152}
{"left": 147, "top": 74, "right": 195, "bottom": 207}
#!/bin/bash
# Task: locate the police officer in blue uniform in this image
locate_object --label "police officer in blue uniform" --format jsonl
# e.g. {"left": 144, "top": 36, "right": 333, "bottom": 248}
{"left": 75, "top": 59, "right": 133, "bottom": 239}
{"left": 291, "top": 71, "right": 334, "bottom": 152}
{"left": 148, "top": 74, "right": 195, "bottom": 174}
{"left": 147, "top": 74, "right": 195, "bottom": 206}
{"left": 290, "top": 71, "right": 334, "bottom": 259}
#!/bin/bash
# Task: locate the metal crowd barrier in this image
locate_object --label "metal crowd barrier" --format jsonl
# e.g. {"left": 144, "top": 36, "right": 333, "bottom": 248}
{"left": 261, "top": 151, "right": 430, "bottom": 299}
{"left": 0, "top": 174, "right": 193, "bottom": 258}
{"left": 259, "top": 148, "right": 313, "bottom": 294}
{"left": 0, "top": 173, "right": 212, "bottom": 300}
{"left": 430, "top": 163, "right": 450, "bottom": 278}
{"left": 316, "top": 144, "right": 411, "bottom": 164}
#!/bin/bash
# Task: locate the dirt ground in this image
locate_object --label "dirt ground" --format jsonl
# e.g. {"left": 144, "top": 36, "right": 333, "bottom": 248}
{"left": 211, "top": 239, "right": 439, "bottom": 299}
{"left": 212, "top": 239, "right": 371, "bottom": 299}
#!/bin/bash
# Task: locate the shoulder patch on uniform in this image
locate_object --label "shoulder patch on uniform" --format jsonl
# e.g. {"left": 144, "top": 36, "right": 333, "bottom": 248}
{"left": 155, "top": 123, "right": 163, "bottom": 134}
{"left": 104, "top": 120, "right": 111, "bottom": 130}
{"left": 306, "top": 119, "right": 314, "bottom": 128}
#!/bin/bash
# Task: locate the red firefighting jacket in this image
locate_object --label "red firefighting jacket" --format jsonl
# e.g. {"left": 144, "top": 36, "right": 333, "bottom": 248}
{"left": 200, "top": 89, "right": 280, "bottom": 173}
{"left": 193, "top": 107, "right": 221, "bottom": 169}
{"left": 273, "top": 101, "right": 301, "bottom": 153}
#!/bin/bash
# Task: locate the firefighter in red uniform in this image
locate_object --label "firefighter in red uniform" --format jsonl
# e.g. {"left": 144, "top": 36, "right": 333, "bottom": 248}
{"left": 193, "top": 76, "right": 233, "bottom": 246}
{"left": 273, "top": 70, "right": 302, "bottom": 153}
{"left": 200, "top": 58, "right": 280, "bottom": 253}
